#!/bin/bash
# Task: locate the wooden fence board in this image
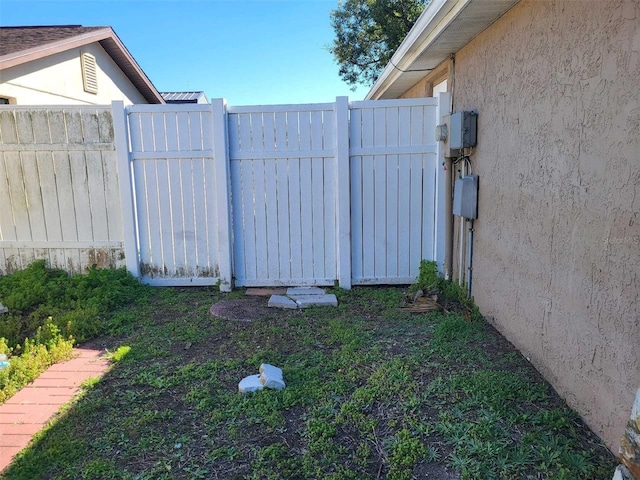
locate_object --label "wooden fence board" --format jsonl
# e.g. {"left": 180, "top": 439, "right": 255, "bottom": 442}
{"left": 181, "top": 159, "right": 198, "bottom": 276}
{"left": 265, "top": 157, "right": 279, "bottom": 279}
{"left": 287, "top": 158, "right": 302, "bottom": 279}
{"left": 5, "top": 152, "right": 30, "bottom": 240}
{"left": 0, "top": 110, "right": 18, "bottom": 143}
{"left": 86, "top": 151, "right": 110, "bottom": 241}
{"left": 53, "top": 151, "right": 78, "bottom": 242}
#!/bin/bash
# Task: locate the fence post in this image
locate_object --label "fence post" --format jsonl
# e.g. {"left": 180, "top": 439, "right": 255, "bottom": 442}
{"left": 434, "top": 92, "right": 452, "bottom": 272}
{"left": 112, "top": 101, "right": 140, "bottom": 279}
{"left": 335, "top": 96, "right": 352, "bottom": 289}
{"left": 211, "top": 99, "right": 233, "bottom": 292}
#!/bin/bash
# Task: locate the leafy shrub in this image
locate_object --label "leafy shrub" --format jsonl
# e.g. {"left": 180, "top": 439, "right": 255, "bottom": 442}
{"left": 0, "top": 320, "right": 74, "bottom": 403}
{"left": 0, "top": 260, "right": 146, "bottom": 347}
{"left": 413, "top": 260, "right": 482, "bottom": 320}
{"left": 0, "top": 261, "right": 148, "bottom": 403}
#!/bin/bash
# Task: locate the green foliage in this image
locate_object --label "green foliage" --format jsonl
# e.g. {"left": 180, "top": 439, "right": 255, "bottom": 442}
{"left": 413, "top": 258, "right": 440, "bottom": 291}
{"left": 0, "top": 260, "right": 147, "bottom": 347}
{"left": 386, "top": 428, "right": 426, "bottom": 480}
{"left": 0, "top": 261, "right": 148, "bottom": 405}
{"left": 0, "top": 326, "right": 74, "bottom": 403}
{"left": 414, "top": 260, "right": 482, "bottom": 320}
{"left": 329, "top": 0, "right": 429, "bottom": 88}
{"left": 1, "top": 286, "right": 616, "bottom": 480}
{"left": 108, "top": 346, "right": 131, "bottom": 363}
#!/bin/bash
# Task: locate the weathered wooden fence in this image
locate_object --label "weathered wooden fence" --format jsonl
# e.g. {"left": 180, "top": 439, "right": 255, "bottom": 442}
{"left": 0, "top": 95, "right": 450, "bottom": 289}
{"left": 0, "top": 107, "right": 123, "bottom": 274}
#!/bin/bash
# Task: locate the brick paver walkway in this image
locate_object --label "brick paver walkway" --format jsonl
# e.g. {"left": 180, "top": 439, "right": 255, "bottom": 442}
{"left": 0, "top": 348, "right": 110, "bottom": 471}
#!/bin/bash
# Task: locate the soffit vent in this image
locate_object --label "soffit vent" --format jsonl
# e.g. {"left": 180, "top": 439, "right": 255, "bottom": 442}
{"left": 81, "top": 52, "right": 98, "bottom": 94}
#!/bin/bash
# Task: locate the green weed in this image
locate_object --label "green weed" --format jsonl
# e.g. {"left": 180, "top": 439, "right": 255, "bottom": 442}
{"left": 0, "top": 285, "right": 617, "bottom": 479}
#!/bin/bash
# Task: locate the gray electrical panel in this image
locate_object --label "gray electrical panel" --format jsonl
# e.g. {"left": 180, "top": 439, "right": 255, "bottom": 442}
{"left": 453, "top": 175, "right": 479, "bottom": 219}
{"left": 450, "top": 111, "right": 478, "bottom": 149}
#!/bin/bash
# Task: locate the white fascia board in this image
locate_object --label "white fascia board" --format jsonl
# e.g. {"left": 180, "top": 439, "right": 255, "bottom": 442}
{"left": 366, "top": 0, "right": 472, "bottom": 100}
{"left": 0, "top": 28, "right": 113, "bottom": 70}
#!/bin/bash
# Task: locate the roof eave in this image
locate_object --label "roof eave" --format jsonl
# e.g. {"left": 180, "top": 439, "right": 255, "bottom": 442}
{"left": 0, "top": 27, "right": 164, "bottom": 104}
{"left": 97, "top": 31, "right": 165, "bottom": 104}
{"left": 366, "top": 0, "right": 521, "bottom": 100}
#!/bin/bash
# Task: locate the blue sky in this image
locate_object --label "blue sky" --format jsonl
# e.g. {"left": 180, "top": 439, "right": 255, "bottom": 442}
{"left": 0, "top": 0, "right": 371, "bottom": 105}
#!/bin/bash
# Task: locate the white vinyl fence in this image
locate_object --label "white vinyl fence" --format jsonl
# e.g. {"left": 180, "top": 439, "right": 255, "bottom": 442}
{"left": 227, "top": 102, "right": 339, "bottom": 287}
{"left": 1, "top": 95, "right": 450, "bottom": 289}
{"left": 123, "top": 104, "right": 228, "bottom": 286}
{"left": 349, "top": 100, "right": 439, "bottom": 285}
{"left": 0, "top": 107, "right": 123, "bottom": 275}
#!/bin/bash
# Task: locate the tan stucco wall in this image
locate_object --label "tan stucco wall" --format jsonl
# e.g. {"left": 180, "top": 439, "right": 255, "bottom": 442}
{"left": 449, "top": 0, "right": 639, "bottom": 450}
{"left": 0, "top": 43, "right": 147, "bottom": 105}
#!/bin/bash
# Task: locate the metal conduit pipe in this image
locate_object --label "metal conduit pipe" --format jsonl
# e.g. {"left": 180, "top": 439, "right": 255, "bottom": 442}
{"left": 458, "top": 163, "right": 466, "bottom": 285}
{"left": 444, "top": 156, "right": 453, "bottom": 280}
{"left": 444, "top": 55, "right": 455, "bottom": 281}
{"left": 467, "top": 219, "right": 474, "bottom": 299}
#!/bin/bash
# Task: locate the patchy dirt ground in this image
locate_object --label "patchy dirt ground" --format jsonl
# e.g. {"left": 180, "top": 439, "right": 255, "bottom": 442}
{"left": 209, "top": 296, "right": 273, "bottom": 322}
{"left": 4, "top": 286, "right": 617, "bottom": 480}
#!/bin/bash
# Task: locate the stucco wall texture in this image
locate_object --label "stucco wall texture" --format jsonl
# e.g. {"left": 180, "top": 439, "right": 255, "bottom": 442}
{"left": 447, "top": 0, "right": 640, "bottom": 449}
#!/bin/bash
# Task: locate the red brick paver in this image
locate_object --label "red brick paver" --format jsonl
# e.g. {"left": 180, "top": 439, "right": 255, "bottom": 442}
{"left": 0, "top": 348, "right": 110, "bottom": 471}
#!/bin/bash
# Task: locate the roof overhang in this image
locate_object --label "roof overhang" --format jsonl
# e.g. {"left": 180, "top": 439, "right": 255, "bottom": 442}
{"left": 0, "top": 27, "right": 164, "bottom": 104}
{"left": 366, "top": 0, "right": 521, "bottom": 100}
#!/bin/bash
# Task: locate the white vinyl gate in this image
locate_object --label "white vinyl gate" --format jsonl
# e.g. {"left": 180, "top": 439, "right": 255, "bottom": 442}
{"left": 115, "top": 95, "right": 449, "bottom": 290}
{"left": 349, "top": 100, "right": 439, "bottom": 285}
{"left": 121, "top": 103, "right": 231, "bottom": 286}
{"left": 228, "top": 103, "right": 338, "bottom": 287}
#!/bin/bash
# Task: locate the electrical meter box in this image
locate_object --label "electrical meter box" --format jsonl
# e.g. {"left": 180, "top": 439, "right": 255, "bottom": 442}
{"left": 450, "top": 111, "right": 478, "bottom": 150}
{"left": 453, "top": 175, "right": 479, "bottom": 219}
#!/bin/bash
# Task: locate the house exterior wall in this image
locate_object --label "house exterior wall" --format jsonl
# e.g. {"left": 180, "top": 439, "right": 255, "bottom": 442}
{"left": 0, "top": 43, "right": 147, "bottom": 105}
{"left": 420, "top": 0, "right": 639, "bottom": 450}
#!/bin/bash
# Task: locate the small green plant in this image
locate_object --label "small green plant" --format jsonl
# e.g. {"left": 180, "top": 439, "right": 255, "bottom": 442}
{"left": 413, "top": 259, "right": 440, "bottom": 292}
{"left": 0, "top": 330, "right": 74, "bottom": 403}
{"left": 386, "top": 428, "right": 426, "bottom": 480}
{"left": 0, "top": 261, "right": 148, "bottom": 347}
{"left": 413, "top": 260, "right": 482, "bottom": 320}
{"left": 108, "top": 345, "right": 131, "bottom": 363}
{"left": 0, "top": 261, "right": 150, "bottom": 405}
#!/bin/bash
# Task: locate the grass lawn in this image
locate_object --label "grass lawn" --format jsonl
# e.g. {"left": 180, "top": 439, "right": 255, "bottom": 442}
{"left": 2, "top": 283, "right": 616, "bottom": 479}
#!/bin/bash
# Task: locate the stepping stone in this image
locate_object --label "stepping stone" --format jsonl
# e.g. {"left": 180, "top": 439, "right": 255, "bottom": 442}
{"left": 268, "top": 295, "right": 298, "bottom": 309}
{"left": 259, "top": 363, "right": 286, "bottom": 390}
{"left": 238, "top": 374, "right": 264, "bottom": 394}
{"left": 290, "top": 294, "right": 338, "bottom": 308}
{"left": 286, "top": 287, "right": 326, "bottom": 296}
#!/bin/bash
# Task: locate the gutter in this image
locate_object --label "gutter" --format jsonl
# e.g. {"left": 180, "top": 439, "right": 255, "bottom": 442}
{"left": 366, "top": 0, "right": 469, "bottom": 100}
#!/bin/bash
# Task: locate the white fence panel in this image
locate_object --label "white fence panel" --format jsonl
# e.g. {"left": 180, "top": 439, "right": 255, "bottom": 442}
{"left": 2, "top": 97, "right": 445, "bottom": 288}
{"left": 127, "top": 105, "right": 223, "bottom": 285}
{"left": 0, "top": 106, "right": 123, "bottom": 275}
{"left": 349, "top": 98, "right": 439, "bottom": 284}
{"left": 228, "top": 104, "right": 338, "bottom": 286}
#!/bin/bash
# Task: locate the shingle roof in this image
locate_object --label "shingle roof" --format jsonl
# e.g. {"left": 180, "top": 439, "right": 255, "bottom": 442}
{"left": 0, "top": 26, "right": 106, "bottom": 57}
{"left": 0, "top": 25, "right": 164, "bottom": 104}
